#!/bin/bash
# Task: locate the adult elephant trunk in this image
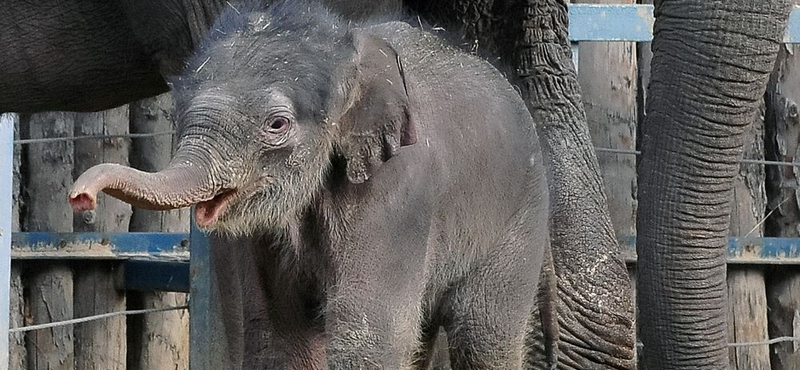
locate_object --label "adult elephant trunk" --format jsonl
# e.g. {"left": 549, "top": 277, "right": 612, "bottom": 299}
{"left": 69, "top": 150, "right": 225, "bottom": 213}
{"left": 637, "top": 1, "right": 791, "bottom": 369}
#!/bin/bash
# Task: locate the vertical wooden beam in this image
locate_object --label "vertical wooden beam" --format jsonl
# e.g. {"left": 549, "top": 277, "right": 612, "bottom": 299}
{"left": 8, "top": 267, "right": 24, "bottom": 370}
{"left": 128, "top": 94, "right": 190, "bottom": 370}
{"left": 727, "top": 103, "right": 770, "bottom": 370}
{"left": 577, "top": 0, "right": 638, "bottom": 239}
{"left": 765, "top": 32, "right": 800, "bottom": 370}
{"left": 1, "top": 113, "right": 14, "bottom": 370}
{"left": 23, "top": 112, "right": 75, "bottom": 370}
{"left": 8, "top": 113, "right": 26, "bottom": 370}
{"left": 635, "top": 3, "right": 651, "bottom": 366}
{"left": 767, "top": 276, "right": 800, "bottom": 370}
{"left": 72, "top": 107, "right": 131, "bottom": 370}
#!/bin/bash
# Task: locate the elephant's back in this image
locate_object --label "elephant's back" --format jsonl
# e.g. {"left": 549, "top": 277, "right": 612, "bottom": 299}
{"left": 366, "top": 22, "right": 548, "bottom": 276}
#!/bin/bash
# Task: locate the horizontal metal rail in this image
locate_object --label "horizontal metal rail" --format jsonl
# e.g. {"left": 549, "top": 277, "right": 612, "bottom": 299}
{"left": 11, "top": 232, "right": 189, "bottom": 261}
{"left": 10, "top": 232, "right": 800, "bottom": 265}
{"left": 620, "top": 237, "right": 800, "bottom": 265}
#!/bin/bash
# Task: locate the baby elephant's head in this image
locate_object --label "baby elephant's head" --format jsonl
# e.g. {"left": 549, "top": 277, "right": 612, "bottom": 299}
{"left": 68, "top": 1, "right": 416, "bottom": 236}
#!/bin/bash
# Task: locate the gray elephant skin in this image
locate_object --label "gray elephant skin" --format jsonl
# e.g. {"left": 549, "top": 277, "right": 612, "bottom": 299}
{"left": 69, "top": 1, "right": 550, "bottom": 368}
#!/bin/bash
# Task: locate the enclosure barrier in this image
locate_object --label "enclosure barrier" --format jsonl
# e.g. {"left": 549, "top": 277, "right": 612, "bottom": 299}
{"left": 2, "top": 4, "right": 800, "bottom": 370}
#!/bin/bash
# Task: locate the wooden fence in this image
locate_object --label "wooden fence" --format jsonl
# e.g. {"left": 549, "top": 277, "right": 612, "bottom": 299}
{"left": 3, "top": 2, "right": 800, "bottom": 370}
{"left": 6, "top": 95, "right": 190, "bottom": 370}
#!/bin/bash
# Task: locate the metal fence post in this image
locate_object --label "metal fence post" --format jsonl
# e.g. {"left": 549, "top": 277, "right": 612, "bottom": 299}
{"left": 0, "top": 113, "right": 15, "bottom": 370}
{"left": 189, "top": 212, "right": 228, "bottom": 369}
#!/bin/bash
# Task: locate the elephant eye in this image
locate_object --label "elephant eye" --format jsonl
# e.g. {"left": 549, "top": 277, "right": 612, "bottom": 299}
{"left": 266, "top": 116, "right": 291, "bottom": 133}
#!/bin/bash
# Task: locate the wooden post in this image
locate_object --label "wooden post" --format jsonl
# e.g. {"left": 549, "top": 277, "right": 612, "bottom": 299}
{"left": 8, "top": 266, "right": 24, "bottom": 370}
{"left": 128, "top": 94, "right": 190, "bottom": 370}
{"left": 635, "top": 3, "right": 651, "bottom": 366}
{"left": 72, "top": 108, "right": 131, "bottom": 370}
{"left": 577, "top": 0, "right": 638, "bottom": 239}
{"left": 765, "top": 39, "right": 800, "bottom": 369}
{"left": 727, "top": 103, "right": 770, "bottom": 370}
{"left": 8, "top": 113, "right": 26, "bottom": 370}
{"left": 22, "top": 112, "right": 75, "bottom": 370}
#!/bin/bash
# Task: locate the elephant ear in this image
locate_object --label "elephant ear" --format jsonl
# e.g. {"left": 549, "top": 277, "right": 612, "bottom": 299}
{"left": 339, "top": 31, "right": 416, "bottom": 184}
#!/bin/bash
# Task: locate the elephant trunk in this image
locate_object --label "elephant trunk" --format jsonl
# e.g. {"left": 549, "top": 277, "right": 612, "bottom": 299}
{"left": 636, "top": 2, "right": 791, "bottom": 369}
{"left": 69, "top": 162, "right": 219, "bottom": 212}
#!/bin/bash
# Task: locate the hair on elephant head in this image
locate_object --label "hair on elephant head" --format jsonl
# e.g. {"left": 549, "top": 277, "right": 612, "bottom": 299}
{"left": 70, "top": 0, "right": 416, "bottom": 236}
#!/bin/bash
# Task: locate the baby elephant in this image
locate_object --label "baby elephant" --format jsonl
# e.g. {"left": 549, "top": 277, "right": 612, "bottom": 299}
{"left": 70, "top": 1, "right": 549, "bottom": 368}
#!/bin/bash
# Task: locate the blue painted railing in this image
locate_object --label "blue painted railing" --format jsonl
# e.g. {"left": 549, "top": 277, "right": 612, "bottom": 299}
{"left": 10, "top": 232, "right": 189, "bottom": 260}
{"left": 567, "top": 4, "right": 800, "bottom": 42}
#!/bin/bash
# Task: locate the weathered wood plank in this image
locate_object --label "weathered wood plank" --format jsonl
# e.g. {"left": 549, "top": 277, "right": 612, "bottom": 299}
{"left": 577, "top": 0, "right": 638, "bottom": 239}
{"left": 22, "top": 112, "right": 75, "bottom": 370}
{"left": 26, "top": 264, "right": 74, "bottom": 370}
{"left": 128, "top": 94, "right": 190, "bottom": 370}
{"left": 767, "top": 273, "right": 800, "bottom": 369}
{"left": 72, "top": 107, "right": 131, "bottom": 370}
{"left": 765, "top": 36, "right": 800, "bottom": 370}
{"left": 8, "top": 266, "right": 25, "bottom": 370}
{"left": 74, "top": 262, "right": 126, "bottom": 370}
{"left": 726, "top": 98, "right": 770, "bottom": 370}
{"left": 7, "top": 113, "right": 26, "bottom": 370}
{"left": 73, "top": 108, "right": 132, "bottom": 232}
{"left": 727, "top": 267, "right": 770, "bottom": 369}
{"left": 11, "top": 113, "right": 20, "bottom": 240}
{"left": 636, "top": 0, "right": 652, "bottom": 152}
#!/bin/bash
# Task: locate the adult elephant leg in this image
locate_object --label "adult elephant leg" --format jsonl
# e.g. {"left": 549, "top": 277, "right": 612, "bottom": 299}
{"left": 636, "top": 1, "right": 791, "bottom": 369}
{"left": 512, "top": 0, "right": 635, "bottom": 368}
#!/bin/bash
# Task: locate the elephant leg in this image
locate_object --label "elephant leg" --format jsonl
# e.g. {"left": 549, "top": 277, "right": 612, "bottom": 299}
{"left": 442, "top": 239, "right": 542, "bottom": 369}
{"left": 251, "top": 297, "right": 326, "bottom": 370}
{"left": 324, "top": 287, "right": 424, "bottom": 369}
{"left": 211, "top": 233, "right": 325, "bottom": 369}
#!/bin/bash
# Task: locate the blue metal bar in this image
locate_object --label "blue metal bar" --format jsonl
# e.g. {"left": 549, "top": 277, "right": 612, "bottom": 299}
{"left": 1, "top": 114, "right": 14, "bottom": 370}
{"left": 568, "top": 4, "right": 654, "bottom": 42}
{"left": 189, "top": 213, "right": 227, "bottom": 369}
{"left": 10, "top": 232, "right": 189, "bottom": 260}
{"left": 620, "top": 236, "right": 800, "bottom": 264}
{"left": 7, "top": 231, "right": 800, "bottom": 265}
{"left": 119, "top": 260, "right": 190, "bottom": 293}
{"left": 787, "top": 6, "right": 800, "bottom": 43}
{"left": 567, "top": 4, "right": 800, "bottom": 43}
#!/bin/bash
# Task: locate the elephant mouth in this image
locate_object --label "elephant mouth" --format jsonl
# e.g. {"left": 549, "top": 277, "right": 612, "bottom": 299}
{"left": 195, "top": 188, "right": 238, "bottom": 228}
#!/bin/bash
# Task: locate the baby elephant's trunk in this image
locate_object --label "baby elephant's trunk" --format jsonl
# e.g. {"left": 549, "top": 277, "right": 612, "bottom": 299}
{"left": 69, "top": 161, "right": 218, "bottom": 212}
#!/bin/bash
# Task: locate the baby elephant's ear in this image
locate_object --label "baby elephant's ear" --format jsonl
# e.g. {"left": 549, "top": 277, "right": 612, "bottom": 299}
{"left": 340, "top": 31, "right": 417, "bottom": 184}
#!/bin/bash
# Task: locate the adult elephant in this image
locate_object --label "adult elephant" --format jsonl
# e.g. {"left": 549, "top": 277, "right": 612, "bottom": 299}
{"left": 3, "top": 0, "right": 791, "bottom": 369}
{"left": 0, "top": 0, "right": 401, "bottom": 113}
